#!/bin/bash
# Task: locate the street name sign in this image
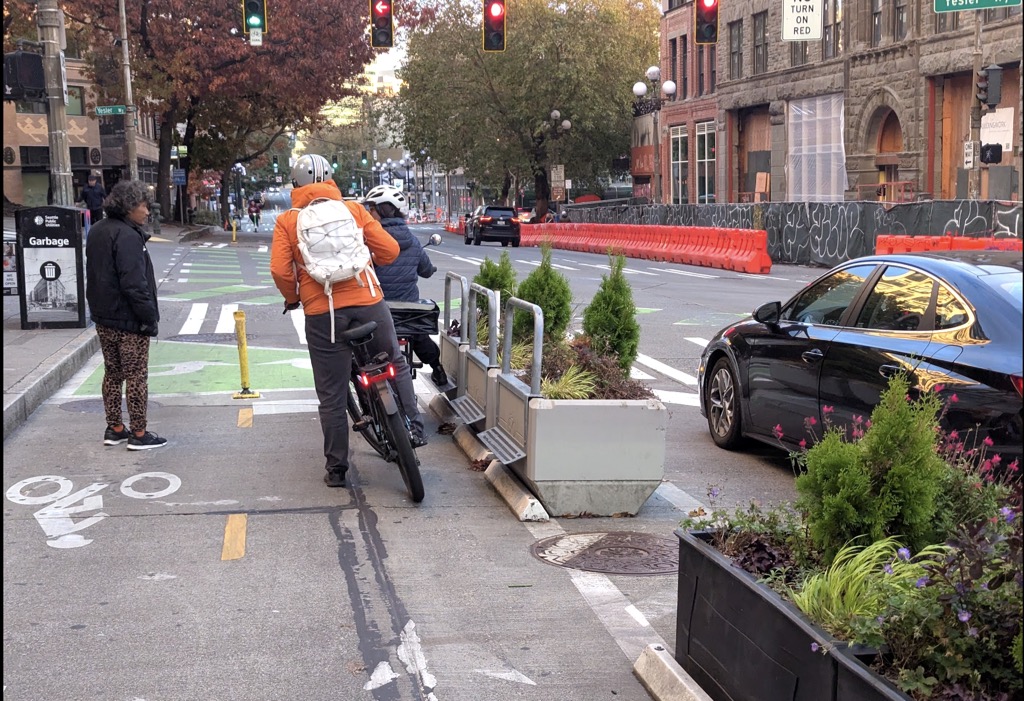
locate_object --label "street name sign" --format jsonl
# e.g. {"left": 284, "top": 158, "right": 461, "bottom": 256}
{"left": 935, "top": 0, "right": 1020, "bottom": 12}
{"left": 783, "top": 0, "right": 823, "bottom": 41}
{"left": 95, "top": 105, "right": 126, "bottom": 116}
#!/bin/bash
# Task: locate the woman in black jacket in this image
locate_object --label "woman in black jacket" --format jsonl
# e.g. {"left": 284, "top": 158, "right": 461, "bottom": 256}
{"left": 85, "top": 180, "right": 167, "bottom": 450}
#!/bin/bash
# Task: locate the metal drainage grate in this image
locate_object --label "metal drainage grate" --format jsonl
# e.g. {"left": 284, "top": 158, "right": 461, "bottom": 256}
{"left": 165, "top": 333, "right": 255, "bottom": 344}
{"left": 530, "top": 531, "right": 678, "bottom": 576}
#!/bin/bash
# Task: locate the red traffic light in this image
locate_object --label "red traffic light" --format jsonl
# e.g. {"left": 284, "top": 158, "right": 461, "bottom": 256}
{"left": 373, "top": 0, "right": 390, "bottom": 16}
{"left": 701, "top": 0, "right": 717, "bottom": 6}
{"left": 483, "top": 0, "right": 506, "bottom": 52}
{"left": 488, "top": 1, "right": 504, "bottom": 18}
{"left": 370, "top": 0, "right": 393, "bottom": 48}
{"left": 695, "top": 0, "right": 719, "bottom": 45}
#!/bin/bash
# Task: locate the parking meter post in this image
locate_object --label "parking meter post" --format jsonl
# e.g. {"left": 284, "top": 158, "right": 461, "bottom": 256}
{"left": 231, "top": 310, "right": 260, "bottom": 399}
{"left": 150, "top": 202, "right": 161, "bottom": 237}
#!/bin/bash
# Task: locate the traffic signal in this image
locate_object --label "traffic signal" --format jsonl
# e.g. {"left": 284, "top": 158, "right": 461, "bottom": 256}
{"left": 483, "top": 0, "right": 506, "bottom": 52}
{"left": 3, "top": 51, "right": 45, "bottom": 101}
{"left": 980, "top": 143, "right": 1003, "bottom": 164}
{"left": 695, "top": 0, "right": 719, "bottom": 45}
{"left": 976, "top": 68, "right": 989, "bottom": 105}
{"left": 370, "top": 0, "right": 394, "bottom": 49}
{"left": 982, "top": 64, "right": 1002, "bottom": 108}
{"left": 242, "top": 0, "right": 267, "bottom": 33}
{"left": 331, "top": 155, "right": 338, "bottom": 171}
{"left": 361, "top": 151, "right": 368, "bottom": 165}
{"left": 272, "top": 155, "right": 279, "bottom": 173}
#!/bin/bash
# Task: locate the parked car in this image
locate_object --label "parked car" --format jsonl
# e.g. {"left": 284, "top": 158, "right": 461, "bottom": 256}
{"left": 465, "top": 205, "right": 520, "bottom": 247}
{"left": 698, "top": 250, "right": 1023, "bottom": 465}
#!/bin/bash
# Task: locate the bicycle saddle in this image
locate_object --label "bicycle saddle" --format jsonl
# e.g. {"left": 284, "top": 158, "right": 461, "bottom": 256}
{"left": 339, "top": 321, "right": 377, "bottom": 343}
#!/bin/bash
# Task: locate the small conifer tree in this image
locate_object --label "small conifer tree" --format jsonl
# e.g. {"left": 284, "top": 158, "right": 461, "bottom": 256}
{"left": 513, "top": 244, "right": 572, "bottom": 342}
{"left": 472, "top": 251, "right": 518, "bottom": 317}
{"left": 582, "top": 254, "right": 640, "bottom": 373}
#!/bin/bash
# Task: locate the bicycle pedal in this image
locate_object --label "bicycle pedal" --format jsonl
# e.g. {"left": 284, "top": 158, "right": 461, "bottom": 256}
{"left": 352, "top": 419, "right": 370, "bottom": 432}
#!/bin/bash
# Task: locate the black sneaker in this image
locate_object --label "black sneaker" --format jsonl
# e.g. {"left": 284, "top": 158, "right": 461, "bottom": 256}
{"left": 409, "top": 429, "right": 428, "bottom": 448}
{"left": 126, "top": 431, "right": 168, "bottom": 451}
{"left": 430, "top": 365, "right": 449, "bottom": 386}
{"left": 323, "top": 470, "right": 347, "bottom": 488}
{"left": 103, "top": 426, "right": 131, "bottom": 446}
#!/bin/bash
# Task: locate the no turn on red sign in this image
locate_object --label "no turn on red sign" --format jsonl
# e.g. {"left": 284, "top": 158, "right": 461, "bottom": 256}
{"left": 783, "top": 0, "right": 823, "bottom": 41}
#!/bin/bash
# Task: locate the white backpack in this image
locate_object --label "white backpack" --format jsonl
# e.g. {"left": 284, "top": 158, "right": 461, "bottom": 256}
{"left": 292, "top": 197, "right": 379, "bottom": 342}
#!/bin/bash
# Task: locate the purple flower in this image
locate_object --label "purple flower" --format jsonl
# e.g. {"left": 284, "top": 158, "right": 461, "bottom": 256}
{"left": 883, "top": 563, "right": 893, "bottom": 575}
{"left": 708, "top": 486, "right": 720, "bottom": 499}
{"left": 897, "top": 548, "right": 911, "bottom": 561}
{"left": 875, "top": 615, "right": 885, "bottom": 625}
{"left": 968, "top": 627, "right": 978, "bottom": 638}
{"left": 915, "top": 577, "right": 929, "bottom": 588}
{"left": 1000, "top": 506, "right": 1016, "bottom": 523}
{"left": 957, "top": 610, "right": 971, "bottom": 623}
{"left": 810, "top": 642, "right": 820, "bottom": 653}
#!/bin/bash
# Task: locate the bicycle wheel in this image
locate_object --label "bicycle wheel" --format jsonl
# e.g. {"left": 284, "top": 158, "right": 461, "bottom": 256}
{"left": 381, "top": 395, "right": 424, "bottom": 503}
{"left": 347, "top": 382, "right": 388, "bottom": 459}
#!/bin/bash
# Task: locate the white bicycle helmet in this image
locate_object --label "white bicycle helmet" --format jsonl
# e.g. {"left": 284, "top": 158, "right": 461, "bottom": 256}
{"left": 363, "top": 184, "right": 409, "bottom": 218}
{"left": 291, "top": 154, "right": 333, "bottom": 188}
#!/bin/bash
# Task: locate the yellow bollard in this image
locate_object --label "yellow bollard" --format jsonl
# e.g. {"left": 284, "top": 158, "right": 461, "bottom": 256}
{"left": 231, "top": 218, "right": 237, "bottom": 243}
{"left": 232, "top": 310, "right": 260, "bottom": 399}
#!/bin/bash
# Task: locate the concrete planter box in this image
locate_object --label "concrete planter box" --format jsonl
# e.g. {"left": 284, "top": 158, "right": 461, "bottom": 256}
{"left": 507, "top": 397, "right": 667, "bottom": 516}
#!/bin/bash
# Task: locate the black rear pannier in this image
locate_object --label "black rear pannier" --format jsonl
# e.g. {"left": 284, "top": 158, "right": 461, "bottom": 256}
{"left": 387, "top": 300, "right": 440, "bottom": 337}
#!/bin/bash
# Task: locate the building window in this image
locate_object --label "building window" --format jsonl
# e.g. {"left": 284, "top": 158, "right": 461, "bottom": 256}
{"left": 753, "top": 12, "right": 768, "bottom": 75}
{"left": 696, "top": 121, "right": 716, "bottom": 204}
{"left": 709, "top": 45, "right": 716, "bottom": 93}
{"left": 786, "top": 93, "right": 848, "bottom": 202}
{"left": 668, "top": 0, "right": 684, "bottom": 9}
{"left": 984, "top": 8, "right": 1017, "bottom": 22}
{"left": 791, "top": 41, "right": 808, "bottom": 66}
{"left": 670, "top": 125, "right": 689, "bottom": 204}
{"left": 669, "top": 38, "right": 678, "bottom": 100}
{"left": 680, "top": 39, "right": 688, "bottom": 99}
{"left": 728, "top": 21, "right": 742, "bottom": 80}
{"left": 823, "top": 0, "right": 842, "bottom": 58}
{"left": 935, "top": 11, "right": 959, "bottom": 32}
{"left": 871, "top": 0, "right": 883, "bottom": 47}
{"left": 66, "top": 86, "right": 84, "bottom": 116}
{"left": 15, "top": 100, "right": 46, "bottom": 114}
{"left": 697, "top": 45, "right": 705, "bottom": 96}
{"left": 894, "top": 0, "right": 907, "bottom": 40}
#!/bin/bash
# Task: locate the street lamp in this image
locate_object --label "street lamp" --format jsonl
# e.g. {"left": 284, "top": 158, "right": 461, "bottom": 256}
{"left": 543, "top": 110, "right": 571, "bottom": 209}
{"left": 632, "top": 65, "right": 676, "bottom": 203}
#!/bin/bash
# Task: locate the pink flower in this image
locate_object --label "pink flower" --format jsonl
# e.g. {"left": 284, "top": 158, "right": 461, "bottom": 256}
{"left": 808, "top": 417, "right": 817, "bottom": 426}
{"left": 949, "top": 430, "right": 959, "bottom": 440}
{"left": 1008, "top": 460, "right": 1020, "bottom": 473}
{"left": 933, "top": 384, "right": 945, "bottom": 393}
{"left": 991, "top": 454, "right": 1002, "bottom": 466}
{"left": 799, "top": 439, "right": 807, "bottom": 449}
{"left": 865, "top": 420, "right": 872, "bottom": 429}
{"left": 822, "top": 405, "right": 834, "bottom": 415}
{"left": 950, "top": 394, "right": 959, "bottom": 403}
{"left": 852, "top": 414, "right": 863, "bottom": 425}
{"left": 983, "top": 436, "right": 994, "bottom": 447}
{"left": 773, "top": 424, "right": 784, "bottom": 439}
{"left": 982, "top": 460, "right": 992, "bottom": 473}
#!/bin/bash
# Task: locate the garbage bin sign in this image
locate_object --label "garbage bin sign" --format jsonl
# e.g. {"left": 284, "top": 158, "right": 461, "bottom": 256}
{"left": 15, "top": 206, "right": 87, "bottom": 330}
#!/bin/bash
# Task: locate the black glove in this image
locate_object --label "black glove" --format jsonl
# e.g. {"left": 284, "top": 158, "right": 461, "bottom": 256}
{"left": 283, "top": 300, "right": 301, "bottom": 315}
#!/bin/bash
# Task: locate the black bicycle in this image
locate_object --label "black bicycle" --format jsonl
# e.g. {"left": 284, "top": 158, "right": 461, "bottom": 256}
{"left": 342, "top": 321, "right": 424, "bottom": 503}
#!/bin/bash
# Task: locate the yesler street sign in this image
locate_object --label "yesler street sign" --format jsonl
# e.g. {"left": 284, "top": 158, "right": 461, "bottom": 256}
{"left": 935, "top": 0, "right": 1020, "bottom": 13}
{"left": 95, "top": 105, "right": 126, "bottom": 116}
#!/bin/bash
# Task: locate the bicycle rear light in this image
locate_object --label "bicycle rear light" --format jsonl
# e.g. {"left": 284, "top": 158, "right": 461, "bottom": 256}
{"left": 358, "top": 364, "right": 396, "bottom": 387}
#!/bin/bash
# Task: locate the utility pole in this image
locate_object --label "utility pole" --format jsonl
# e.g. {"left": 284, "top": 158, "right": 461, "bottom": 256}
{"left": 118, "top": 0, "right": 139, "bottom": 181}
{"left": 967, "top": 18, "right": 982, "bottom": 201}
{"left": 36, "top": 0, "right": 73, "bottom": 206}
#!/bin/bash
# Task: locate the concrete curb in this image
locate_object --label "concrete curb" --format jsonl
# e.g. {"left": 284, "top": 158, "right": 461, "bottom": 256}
{"left": 452, "top": 423, "right": 493, "bottom": 464}
{"left": 483, "top": 460, "right": 548, "bottom": 521}
{"left": 633, "top": 643, "right": 714, "bottom": 701}
{"left": 427, "top": 393, "right": 456, "bottom": 423}
{"left": 3, "top": 327, "right": 99, "bottom": 441}
{"left": 177, "top": 225, "right": 213, "bottom": 243}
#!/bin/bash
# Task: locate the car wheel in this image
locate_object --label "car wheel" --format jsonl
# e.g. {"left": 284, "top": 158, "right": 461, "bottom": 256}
{"left": 706, "top": 357, "right": 743, "bottom": 449}
{"left": 511, "top": 237, "right": 521, "bottom": 248}
{"left": 501, "top": 240, "right": 509, "bottom": 247}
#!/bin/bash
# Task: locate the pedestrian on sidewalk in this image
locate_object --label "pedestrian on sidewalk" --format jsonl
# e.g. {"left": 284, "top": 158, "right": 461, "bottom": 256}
{"left": 361, "top": 184, "right": 448, "bottom": 387}
{"left": 85, "top": 180, "right": 167, "bottom": 451}
{"left": 79, "top": 173, "right": 106, "bottom": 227}
{"left": 271, "top": 154, "right": 423, "bottom": 489}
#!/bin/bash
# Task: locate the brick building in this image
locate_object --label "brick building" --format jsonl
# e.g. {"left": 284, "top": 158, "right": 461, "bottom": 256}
{"left": 3, "top": 45, "right": 160, "bottom": 208}
{"left": 648, "top": 1, "right": 1021, "bottom": 204}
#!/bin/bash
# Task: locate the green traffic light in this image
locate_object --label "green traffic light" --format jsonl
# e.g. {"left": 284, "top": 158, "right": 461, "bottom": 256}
{"left": 248, "top": 16, "right": 260, "bottom": 26}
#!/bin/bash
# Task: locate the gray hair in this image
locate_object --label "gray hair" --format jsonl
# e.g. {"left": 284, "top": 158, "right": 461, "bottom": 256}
{"left": 102, "top": 180, "right": 151, "bottom": 219}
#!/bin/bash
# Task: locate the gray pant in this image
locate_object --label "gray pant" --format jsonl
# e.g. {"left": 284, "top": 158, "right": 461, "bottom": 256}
{"left": 305, "top": 300, "right": 422, "bottom": 473}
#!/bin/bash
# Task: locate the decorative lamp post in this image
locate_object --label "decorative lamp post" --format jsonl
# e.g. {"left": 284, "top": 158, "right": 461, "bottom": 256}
{"left": 632, "top": 65, "right": 676, "bottom": 203}
{"left": 540, "top": 110, "right": 571, "bottom": 210}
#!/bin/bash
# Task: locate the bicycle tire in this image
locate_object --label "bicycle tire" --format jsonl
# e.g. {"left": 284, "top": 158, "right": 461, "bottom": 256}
{"left": 382, "top": 399, "right": 424, "bottom": 503}
{"left": 347, "top": 382, "right": 388, "bottom": 459}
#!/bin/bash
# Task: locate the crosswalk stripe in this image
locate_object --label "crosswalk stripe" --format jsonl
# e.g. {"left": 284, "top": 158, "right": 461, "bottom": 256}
{"left": 630, "top": 366, "right": 655, "bottom": 381}
{"left": 652, "top": 389, "right": 701, "bottom": 406}
{"left": 178, "top": 303, "right": 209, "bottom": 335}
{"left": 684, "top": 337, "right": 709, "bottom": 348}
{"left": 215, "top": 303, "right": 239, "bottom": 333}
{"left": 635, "top": 353, "right": 698, "bottom": 385}
{"left": 650, "top": 267, "right": 719, "bottom": 279}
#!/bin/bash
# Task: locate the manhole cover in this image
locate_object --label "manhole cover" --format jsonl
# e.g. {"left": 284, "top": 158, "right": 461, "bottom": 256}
{"left": 530, "top": 532, "right": 678, "bottom": 576}
{"left": 165, "top": 333, "right": 254, "bottom": 344}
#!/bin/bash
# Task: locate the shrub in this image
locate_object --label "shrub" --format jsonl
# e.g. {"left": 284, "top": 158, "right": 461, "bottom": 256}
{"left": 540, "top": 364, "right": 598, "bottom": 399}
{"left": 582, "top": 253, "right": 640, "bottom": 373}
{"left": 795, "top": 374, "right": 948, "bottom": 563}
{"left": 191, "top": 209, "right": 221, "bottom": 226}
{"left": 472, "top": 251, "right": 517, "bottom": 317}
{"left": 513, "top": 244, "right": 572, "bottom": 343}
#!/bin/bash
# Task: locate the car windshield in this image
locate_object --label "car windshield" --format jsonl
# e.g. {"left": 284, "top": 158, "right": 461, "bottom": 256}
{"left": 981, "top": 272, "right": 1023, "bottom": 312}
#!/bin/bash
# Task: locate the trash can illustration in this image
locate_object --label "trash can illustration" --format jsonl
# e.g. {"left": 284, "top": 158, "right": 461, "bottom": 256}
{"left": 15, "top": 206, "right": 87, "bottom": 330}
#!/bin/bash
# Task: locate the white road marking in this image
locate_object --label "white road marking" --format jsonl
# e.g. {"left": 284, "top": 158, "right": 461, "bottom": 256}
{"left": 625, "top": 604, "right": 651, "bottom": 627}
{"left": 289, "top": 308, "right": 306, "bottom": 345}
{"left": 650, "top": 267, "right": 719, "bottom": 279}
{"left": 178, "top": 302, "right": 209, "bottom": 335}
{"left": 635, "top": 353, "right": 698, "bottom": 385}
{"left": 685, "top": 337, "right": 709, "bottom": 348}
{"left": 215, "top": 303, "right": 239, "bottom": 333}
{"left": 630, "top": 366, "right": 655, "bottom": 381}
{"left": 453, "top": 255, "right": 485, "bottom": 265}
{"left": 396, "top": 620, "right": 438, "bottom": 691}
{"left": 176, "top": 278, "right": 189, "bottom": 283}
{"left": 655, "top": 482, "right": 708, "bottom": 513}
{"left": 579, "top": 263, "right": 656, "bottom": 276}
{"left": 737, "top": 273, "right": 790, "bottom": 281}
{"left": 257, "top": 244, "right": 268, "bottom": 252}
{"left": 253, "top": 400, "right": 320, "bottom": 415}
{"left": 475, "top": 669, "right": 537, "bottom": 685}
{"left": 522, "top": 260, "right": 578, "bottom": 271}
{"left": 364, "top": 661, "right": 399, "bottom": 690}
{"left": 653, "top": 389, "right": 701, "bottom": 406}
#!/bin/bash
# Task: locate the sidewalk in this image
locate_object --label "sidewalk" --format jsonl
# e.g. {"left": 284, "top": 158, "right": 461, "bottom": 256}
{"left": 2, "top": 216, "right": 198, "bottom": 440}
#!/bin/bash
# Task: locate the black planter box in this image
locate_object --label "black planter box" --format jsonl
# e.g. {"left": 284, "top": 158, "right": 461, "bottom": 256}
{"left": 674, "top": 529, "right": 912, "bottom": 701}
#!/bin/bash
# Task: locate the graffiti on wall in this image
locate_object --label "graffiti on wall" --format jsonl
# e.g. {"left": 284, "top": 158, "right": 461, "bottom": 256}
{"left": 570, "top": 200, "right": 1022, "bottom": 267}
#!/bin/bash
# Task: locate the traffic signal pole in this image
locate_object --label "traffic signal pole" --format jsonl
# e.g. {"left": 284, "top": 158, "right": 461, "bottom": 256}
{"left": 118, "top": 0, "right": 139, "bottom": 181}
{"left": 968, "top": 19, "right": 982, "bottom": 201}
{"left": 35, "top": 0, "right": 73, "bottom": 206}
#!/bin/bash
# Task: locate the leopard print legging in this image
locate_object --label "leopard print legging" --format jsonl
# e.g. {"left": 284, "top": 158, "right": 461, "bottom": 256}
{"left": 95, "top": 324, "right": 151, "bottom": 432}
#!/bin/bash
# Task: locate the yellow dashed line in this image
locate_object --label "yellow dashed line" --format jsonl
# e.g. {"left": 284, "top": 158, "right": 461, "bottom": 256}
{"left": 237, "top": 407, "right": 253, "bottom": 428}
{"left": 221, "top": 514, "right": 247, "bottom": 561}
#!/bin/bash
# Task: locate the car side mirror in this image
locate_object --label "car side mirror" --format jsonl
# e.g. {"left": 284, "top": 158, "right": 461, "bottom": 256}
{"left": 753, "top": 301, "right": 782, "bottom": 326}
{"left": 427, "top": 233, "right": 442, "bottom": 247}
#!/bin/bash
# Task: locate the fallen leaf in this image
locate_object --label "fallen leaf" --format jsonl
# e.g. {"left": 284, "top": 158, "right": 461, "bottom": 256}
{"left": 470, "top": 458, "right": 489, "bottom": 471}
{"left": 345, "top": 660, "right": 366, "bottom": 676}
{"left": 438, "top": 422, "right": 457, "bottom": 435}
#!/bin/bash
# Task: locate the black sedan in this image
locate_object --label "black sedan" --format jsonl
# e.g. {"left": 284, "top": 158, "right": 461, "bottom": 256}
{"left": 698, "top": 251, "right": 1023, "bottom": 465}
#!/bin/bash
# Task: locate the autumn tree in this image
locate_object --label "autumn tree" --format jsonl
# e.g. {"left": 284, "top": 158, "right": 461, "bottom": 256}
{"left": 392, "top": 0, "right": 658, "bottom": 217}
{"left": 60, "top": 0, "right": 375, "bottom": 221}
